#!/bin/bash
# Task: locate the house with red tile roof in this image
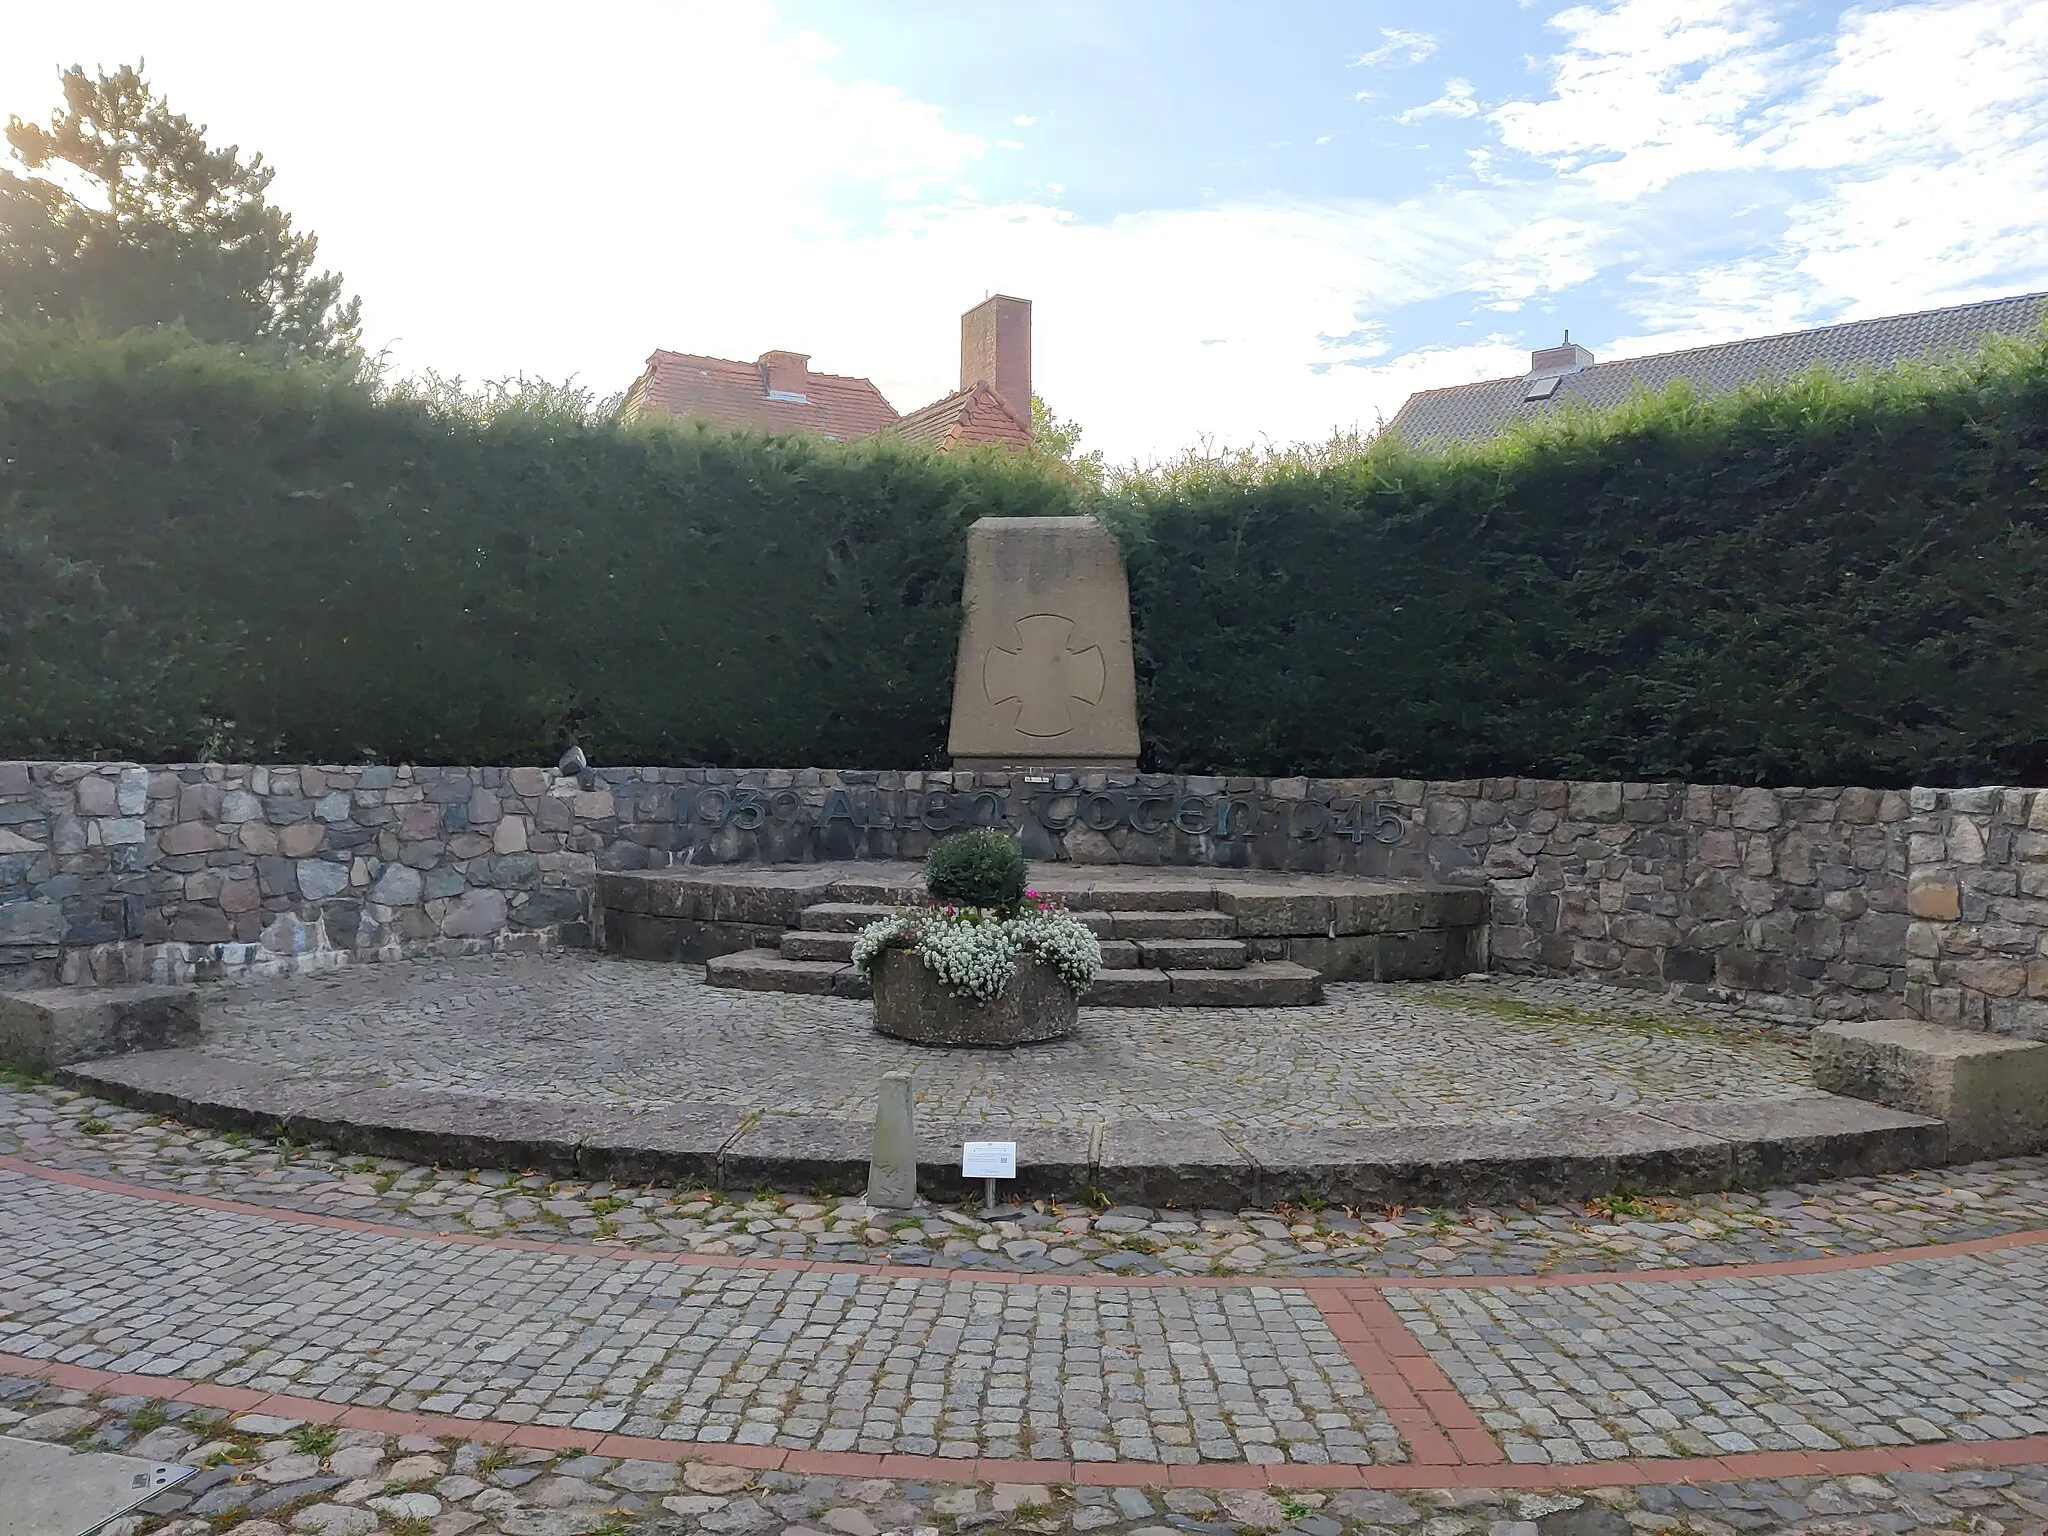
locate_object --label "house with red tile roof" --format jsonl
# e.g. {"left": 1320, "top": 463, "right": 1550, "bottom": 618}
{"left": 623, "top": 295, "right": 1034, "bottom": 451}
{"left": 621, "top": 347, "right": 898, "bottom": 440}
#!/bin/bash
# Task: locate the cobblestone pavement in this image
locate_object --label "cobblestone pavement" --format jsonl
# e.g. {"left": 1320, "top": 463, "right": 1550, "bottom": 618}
{"left": 13, "top": 970, "right": 2048, "bottom": 1533}
{"left": 175, "top": 957, "right": 1811, "bottom": 1131}
{"left": 1391, "top": 1249, "right": 2048, "bottom": 1464}
{"left": 14, "top": 1115, "right": 2048, "bottom": 1533}
{"left": 26, "top": 1148, "right": 2048, "bottom": 1484}
{"left": 0, "top": 1168, "right": 1399, "bottom": 1465}
{"left": 20, "top": 1378, "right": 2048, "bottom": 1536}
{"left": 10, "top": 1074, "right": 2048, "bottom": 1282}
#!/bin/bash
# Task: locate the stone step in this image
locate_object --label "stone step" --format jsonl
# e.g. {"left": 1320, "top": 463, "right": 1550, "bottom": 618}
{"left": 781, "top": 930, "right": 857, "bottom": 962}
{"left": 710, "top": 950, "right": 1321, "bottom": 1007}
{"left": 780, "top": 930, "right": 1250, "bottom": 973}
{"left": 819, "top": 876, "right": 923, "bottom": 908}
{"left": 798, "top": 903, "right": 897, "bottom": 933}
{"left": 1030, "top": 880, "right": 1219, "bottom": 913}
{"left": 1087, "top": 962, "right": 1322, "bottom": 1007}
{"left": 705, "top": 949, "right": 869, "bottom": 998}
{"left": 1106, "top": 910, "right": 1236, "bottom": 940}
{"left": 1137, "top": 938, "right": 1247, "bottom": 970}
{"left": 1086, "top": 969, "right": 1171, "bottom": 1005}
{"left": 1166, "top": 961, "right": 1321, "bottom": 1007}
{"left": 0, "top": 984, "right": 201, "bottom": 1071}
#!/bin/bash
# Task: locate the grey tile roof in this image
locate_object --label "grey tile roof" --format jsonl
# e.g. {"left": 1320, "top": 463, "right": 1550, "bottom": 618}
{"left": 1385, "top": 291, "right": 2048, "bottom": 449}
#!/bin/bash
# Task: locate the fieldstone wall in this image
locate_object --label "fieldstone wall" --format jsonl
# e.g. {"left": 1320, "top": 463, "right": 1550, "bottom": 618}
{"left": 1902, "top": 786, "right": 2048, "bottom": 1039}
{"left": 0, "top": 762, "right": 590, "bottom": 985}
{"left": 1437, "top": 780, "right": 2044, "bottom": 1033}
{"left": 1, "top": 761, "right": 2043, "bottom": 1034}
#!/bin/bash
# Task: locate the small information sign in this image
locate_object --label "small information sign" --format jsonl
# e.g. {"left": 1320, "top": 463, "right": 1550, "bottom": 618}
{"left": 961, "top": 1141, "right": 1017, "bottom": 1179}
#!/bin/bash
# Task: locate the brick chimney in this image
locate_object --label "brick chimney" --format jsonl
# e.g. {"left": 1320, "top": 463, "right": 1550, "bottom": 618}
{"left": 960, "top": 296, "right": 1032, "bottom": 422}
{"left": 1528, "top": 332, "right": 1594, "bottom": 378}
{"left": 758, "top": 350, "right": 810, "bottom": 400}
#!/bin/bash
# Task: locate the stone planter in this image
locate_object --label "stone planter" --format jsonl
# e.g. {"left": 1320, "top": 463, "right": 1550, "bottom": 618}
{"left": 870, "top": 948, "right": 1078, "bottom": 1047}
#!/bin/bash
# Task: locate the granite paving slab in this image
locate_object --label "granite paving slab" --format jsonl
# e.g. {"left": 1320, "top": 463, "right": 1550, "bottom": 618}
{"left": 0, "top": 1433, "right": 193, "bottom": 1536}
{"left": 100, "top": 954, "right": 1813, "bottom": 1131}
{"left": 54, "top": 956, "right": 1942, "bottom": 1201}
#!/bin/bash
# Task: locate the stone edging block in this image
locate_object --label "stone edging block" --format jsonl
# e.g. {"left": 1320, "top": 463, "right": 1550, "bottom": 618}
{"left": 0, "top": 984, "right": 200, "bottom": 1071}
{"left": 61, "top": 1052, "right": 1944, "bottom": 1208}
{"left": 1813, "top": 1016, "right": 2048, "bottom": 1161}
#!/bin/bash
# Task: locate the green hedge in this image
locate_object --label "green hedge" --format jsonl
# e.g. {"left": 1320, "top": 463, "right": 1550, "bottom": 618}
{"left": 1116, "top": 339, "right": 2048, "bottom": 786}
{"left": 3, "top": 323, "right": 2046, "bottom": 784}
{"left": 0, "top": 327, "right": 1075, "bottom": 766}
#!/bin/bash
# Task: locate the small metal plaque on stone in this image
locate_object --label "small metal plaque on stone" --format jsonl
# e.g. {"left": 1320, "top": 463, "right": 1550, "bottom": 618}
{"left": 961, "top": 1141, "right": 1017, "bottom": 1179}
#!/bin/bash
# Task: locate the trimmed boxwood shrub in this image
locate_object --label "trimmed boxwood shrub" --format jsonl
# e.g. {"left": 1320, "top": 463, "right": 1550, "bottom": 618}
{"left": 923, "top": 828, "right": 1029, "bottom": 909}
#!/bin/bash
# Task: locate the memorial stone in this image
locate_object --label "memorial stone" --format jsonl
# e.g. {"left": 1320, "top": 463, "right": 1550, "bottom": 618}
{"left": 947, "top": 516, "right": 1140, "bottom": 769}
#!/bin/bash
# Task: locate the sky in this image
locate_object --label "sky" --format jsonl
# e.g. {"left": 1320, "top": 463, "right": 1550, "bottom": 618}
{"left": 5, "top": 0, "right": 2048, "bottom": 463}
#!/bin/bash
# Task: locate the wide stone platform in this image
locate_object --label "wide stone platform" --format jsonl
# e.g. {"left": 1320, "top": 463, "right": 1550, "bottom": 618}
{"left": 599, "top": 862, "right": 1487, "bottom": 1006}
{"left": 58, "top": 955, "right": 1945, "bottom": 1207}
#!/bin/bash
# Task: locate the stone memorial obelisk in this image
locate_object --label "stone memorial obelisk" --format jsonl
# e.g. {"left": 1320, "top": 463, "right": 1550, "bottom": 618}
{"left": 948, "top": 516, "right": 1140, "bottom": 770}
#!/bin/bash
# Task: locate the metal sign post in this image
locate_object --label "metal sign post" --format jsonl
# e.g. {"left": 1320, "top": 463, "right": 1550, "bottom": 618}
{"left": 961, "top": 1140, "right": 1017, "bottom": 1213}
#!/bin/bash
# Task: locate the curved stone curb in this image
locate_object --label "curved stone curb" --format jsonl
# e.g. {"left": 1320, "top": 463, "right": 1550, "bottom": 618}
{"left": 43, "top": 1044, "right": 1951, "bottom": 1207}
{"left": 12, "top": 1154, "right": 2048, "bottom": 1290}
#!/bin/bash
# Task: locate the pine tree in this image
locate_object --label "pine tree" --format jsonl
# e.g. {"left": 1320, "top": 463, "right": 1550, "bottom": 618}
{"left": 0, "top": 63, "right": 361, "bottom": 363}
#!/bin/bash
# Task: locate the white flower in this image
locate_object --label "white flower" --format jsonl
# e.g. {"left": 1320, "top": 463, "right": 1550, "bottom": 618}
{"left": 852, "top": 901, "right": 1102, "bottom": 1003}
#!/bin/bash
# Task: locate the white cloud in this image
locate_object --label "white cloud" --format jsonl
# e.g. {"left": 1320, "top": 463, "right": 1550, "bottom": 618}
{"left": 1482, "top": 0, "right": 2048, "bottom": 352}
{"left": 1395, "top": 79, "right": 1480, "bottom": 124}
{"left": 1490, "top": 0, "right": 1785, "bottom": 199}
{"left": 1758, "top": 0, "right": 2048, "bottom": 313}
{"left": 1, "top": 2, "right": 987, "bottom": 385}
{"left": 1464, "top": 217, "right": 1606, "bottom": 310}
{"left": 1012, "top": 114, "right": 1038, "bottom": 126}
{"left": 996, "top": 139, "right": 1026, "bottom": 150}
{"left": 1350, "top": 335, "right": 1533, "bottom": 399}
{"left": 1350, "top": 28, "right": 1439, "bottom": 69}
{"left": 1600, "top": 258, "right": 1819, "bottom": 354}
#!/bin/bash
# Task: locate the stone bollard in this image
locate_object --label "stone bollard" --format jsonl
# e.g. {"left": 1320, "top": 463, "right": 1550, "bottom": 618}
{"left": 868, "top": 1069, "right": 917, "bottom": 1209}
